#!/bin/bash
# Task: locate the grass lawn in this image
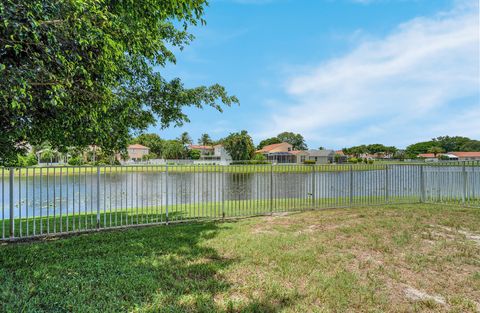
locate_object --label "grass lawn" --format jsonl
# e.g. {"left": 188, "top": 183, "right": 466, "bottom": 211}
{"left": 1, "top": 204, "right": 479, "bottom": 312}
{"left": 5, "top": 163, "right": 387, "bottom": 177}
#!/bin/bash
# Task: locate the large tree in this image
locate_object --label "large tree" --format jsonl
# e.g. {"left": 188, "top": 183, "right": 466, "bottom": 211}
{"left": 405, "top": 141, "right": 438, "bottom": 158}
{"left": 432, "top": 136, "right": 477, "bottom": 152}
{"left": 132, "top": 133, "right": 164, "bottom": 157}
{"left": 161, "top": 140, "right": 184, "bottom": 160}
{"left": 222, "top": 130, "right": 255, "bottom": 161}
{"left": 276, "top": 132, "right": 308, "bottom": 150}
{"left": 257, "top": 137, "right": 281, "bottom": 150}
{"left": 0, "top": 0, "right": 238, "bottom": 165}
{"left": 405, "top": 136, "right": 480, "bottom": 158}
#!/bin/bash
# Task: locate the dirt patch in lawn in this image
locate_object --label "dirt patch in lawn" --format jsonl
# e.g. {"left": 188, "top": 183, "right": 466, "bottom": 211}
{"left": 429, "top": 224, "right": 480, "bottom": 246}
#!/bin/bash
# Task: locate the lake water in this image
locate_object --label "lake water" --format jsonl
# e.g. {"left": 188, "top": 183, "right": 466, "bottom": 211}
{"left": 1, "top": 165, "right": 479, "bottom": 219}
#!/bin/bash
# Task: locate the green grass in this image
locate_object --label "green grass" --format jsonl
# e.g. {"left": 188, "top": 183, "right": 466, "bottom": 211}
{"left": 1, "top": 203, "right": 479, "bottom": 312}
{"left": 3, "top": 163, "right": 388, "bottom": 177}
{"left": 2, "top": 196, "right": 423, "bottom": 239}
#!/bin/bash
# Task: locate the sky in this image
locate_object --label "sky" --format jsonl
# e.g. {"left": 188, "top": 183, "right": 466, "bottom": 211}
{"left": 152, "top": 0, "right": 480, "bottom": 149}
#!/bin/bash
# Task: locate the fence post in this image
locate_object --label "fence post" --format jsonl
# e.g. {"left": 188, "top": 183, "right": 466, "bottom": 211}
{"left": 165, "top": 163, "right": 169, "bottom": 224}
{"left": 311, "top": 165, "right": 315, "bottom": 209}
{"left": 96, "top": 166, "right": 100, "bottom": 230}
{"left": 420, "top": 165, "right": 425, "bottom": 203}
{"left": 222, "top": 165, "right": 225, "bottom": 220}
{"left": 270, "top": 163, "right": 273, "bottom": 215}
{"left": 385, "top": 164, "right": 389, "bottom": 203}
{"left": 349, "top": 165, "right": 353, "bottom": 206}
{"left": 462, "top": 161, "right": 467, "bottom": 204}
{"left": 9, "top": 168, "right": 14, "bottom": 239}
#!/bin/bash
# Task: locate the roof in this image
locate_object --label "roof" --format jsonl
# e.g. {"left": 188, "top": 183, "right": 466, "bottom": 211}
{"left": 256, "top": 142, "right": 292, "bottom": 153}
{"left": 306, "top": 149, "right": 335, "bottom": 157}
{"left": 335, "top": 150, "right": 345, "bottom": 155}
{"left": 450, "top": 152, "right": 480, "bottom": 157}
{"left": 188, "top": 145, "right": 214, "bottom": 150}
{"left": 289, "top": 150, "right": 308, "bottom": 155}
{"left": 268, "top": 152, "right": 295, "bottom": 156}
{"left": 128, "top": 144, "right": 149, "bottom": 150}
{"left": 418, "top": 153, "right": 436, "bottom": 158}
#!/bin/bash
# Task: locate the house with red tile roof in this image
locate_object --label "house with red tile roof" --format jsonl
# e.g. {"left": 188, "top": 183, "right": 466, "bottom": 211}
{"left": 256, "top": 142, "right": 296, "bottom": 163}
{"left": 188, "top": 144, "right": 214, "bottom": 156}
{"left": 256, "top": 143, "right": 336, "bottom": 164}
{"left": 256, "top": 142, "right": 293, "bottom": 154}
{"left": 127, "top": 144, "right": 150, "bottom": 162}
{"left": 418, "top": 151, "right": 480, "bottom": 162}
{"left": 449, "top": 152, "right": 480, "bottom": 161}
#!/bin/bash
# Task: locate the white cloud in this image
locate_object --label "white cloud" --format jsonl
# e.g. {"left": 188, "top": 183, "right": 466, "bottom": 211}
{"left": 259, "top": 0, "right": 479, "bottom": 148}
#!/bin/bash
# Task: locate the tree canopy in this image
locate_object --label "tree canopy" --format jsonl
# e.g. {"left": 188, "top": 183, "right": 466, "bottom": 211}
{"left": 405, "top": 136, "right": 480, "bottom": 158}
{"left": 222, "top": 130, "right": 255, "bottom": 161}
{"left": 277, "top": 132, "right": 308, "bottom": 150}
{"left": 427, "top": 146, "right": 445, "bottom": 157}
{"left": 0, "top": 0, "right": 238, "bottom": 165}
{"left": 342, "top": 144, "right": 397, "bottom": 157}
{"left": 198, "top": 133, "right": 213, "bottom": 146}
{"left": 256, "top": 137, "right": 282, "bottom": 150}
{"left": 161, "top": 140, "right": 184, "bottom": 160}
{"left": 132, "top": 134, "right": 164, "bottom": 157}
{"left": 257, "top": 132, "right": 307, "bottom": 151}
{"left": 178, "top": 132, "right": 192, "bottom": 147}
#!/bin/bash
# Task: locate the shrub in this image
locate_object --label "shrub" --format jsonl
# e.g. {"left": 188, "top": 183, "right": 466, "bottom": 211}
{"left": 16, "top": 153, "right": 38, "bottom": 167}
{"left": 253, "top": 153, "right": 266, "bottom": 161}
{"left": 368, "top": 159, "right": 374, "bottom": 164}
{"left": 23, "top": 153, "right": 38, "bottom": 166}
{"left": 303, "top": 160, "right": 316, "bottom": 165}
{"left": 189, "top": 149, "right": 201, "bottom": 160}
{"left": 68, "top": 156, "right": 83, "bottom": 166}
{"left": 348, "top": 157, "right": 358, "bottom": 164}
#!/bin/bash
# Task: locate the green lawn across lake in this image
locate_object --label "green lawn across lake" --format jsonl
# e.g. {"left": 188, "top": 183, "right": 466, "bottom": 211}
{"left": 3, "top": 163, "right": 391, "bottom": 178}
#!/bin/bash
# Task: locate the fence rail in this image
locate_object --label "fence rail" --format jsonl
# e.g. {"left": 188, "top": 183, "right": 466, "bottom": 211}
{"left": 1, "top": 162, "right": 479, "bottom": 240}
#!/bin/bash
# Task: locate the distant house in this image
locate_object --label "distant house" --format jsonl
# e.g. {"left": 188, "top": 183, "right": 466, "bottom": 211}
{"left": 255, "top": 143, "right": 335, "bottom": 164}
{"left": 335, "top": 150, "right": 348, "bottom": 163}
{"left": 418, "top": 153, "right": 441, "bottom": 162}
{"left": 256, "top": 142, "right": 295, "bottom": 163}
{"left": 188, "top": 144, "right": 232, "bottom": 164}
{"left": 303, "top": 150, "right": 335, "bottom": 164}
{"left": 449, "top": 152, "right": 480, "bottom": 161}
{"left": 127, "top": 144, "right": 150, "bottom": 162}
{"left": 256, "top": 142, "right": 293, "bottom": 154}
{"left": 213, "top": 144, "right": 232, "bottom": 164}
{"left": 419, "top": 152, "right": 480, "bottom": 162}
{"left": 188, "top": 145, "right": 214, "bottom": 156}
{"left": 290, "top": 150, "right": 309, "bottom": 163}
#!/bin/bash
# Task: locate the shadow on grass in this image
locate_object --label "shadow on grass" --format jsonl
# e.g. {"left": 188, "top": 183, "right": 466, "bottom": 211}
{"left": 0, "top": 221, "right": 283, "bottom": 312}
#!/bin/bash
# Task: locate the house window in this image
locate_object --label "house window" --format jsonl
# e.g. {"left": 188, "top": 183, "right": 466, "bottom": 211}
{"left": 301, "top": 156, "right": 305, "bottom": 162}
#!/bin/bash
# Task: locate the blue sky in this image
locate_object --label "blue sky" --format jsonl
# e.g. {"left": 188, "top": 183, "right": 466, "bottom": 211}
{"left": 153, "top": 0, "right": 479, "bottom": 149}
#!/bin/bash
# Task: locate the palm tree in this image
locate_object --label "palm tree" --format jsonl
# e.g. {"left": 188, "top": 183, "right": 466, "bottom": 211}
{"left": 41, "top": 148, "right": 55, "bottom": 165}
{"left": 198, "top": 133, "right": 213, "bottom": 146}
{"left": 178, "top": 132, "right": 192, "bottom": 147}
{"left": 427, "top": 146, "right": 445, "bottom": 157}
{"left": 177, "top": 132, "right": 192, "bottom": 159}
{"left": 33, "top": 142, "right": 55, "bottom": 164}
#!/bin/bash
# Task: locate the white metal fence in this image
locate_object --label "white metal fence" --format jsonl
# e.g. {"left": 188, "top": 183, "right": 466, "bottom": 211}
{"left": 1, "top": 162, "right": 479, "bottom": 240}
